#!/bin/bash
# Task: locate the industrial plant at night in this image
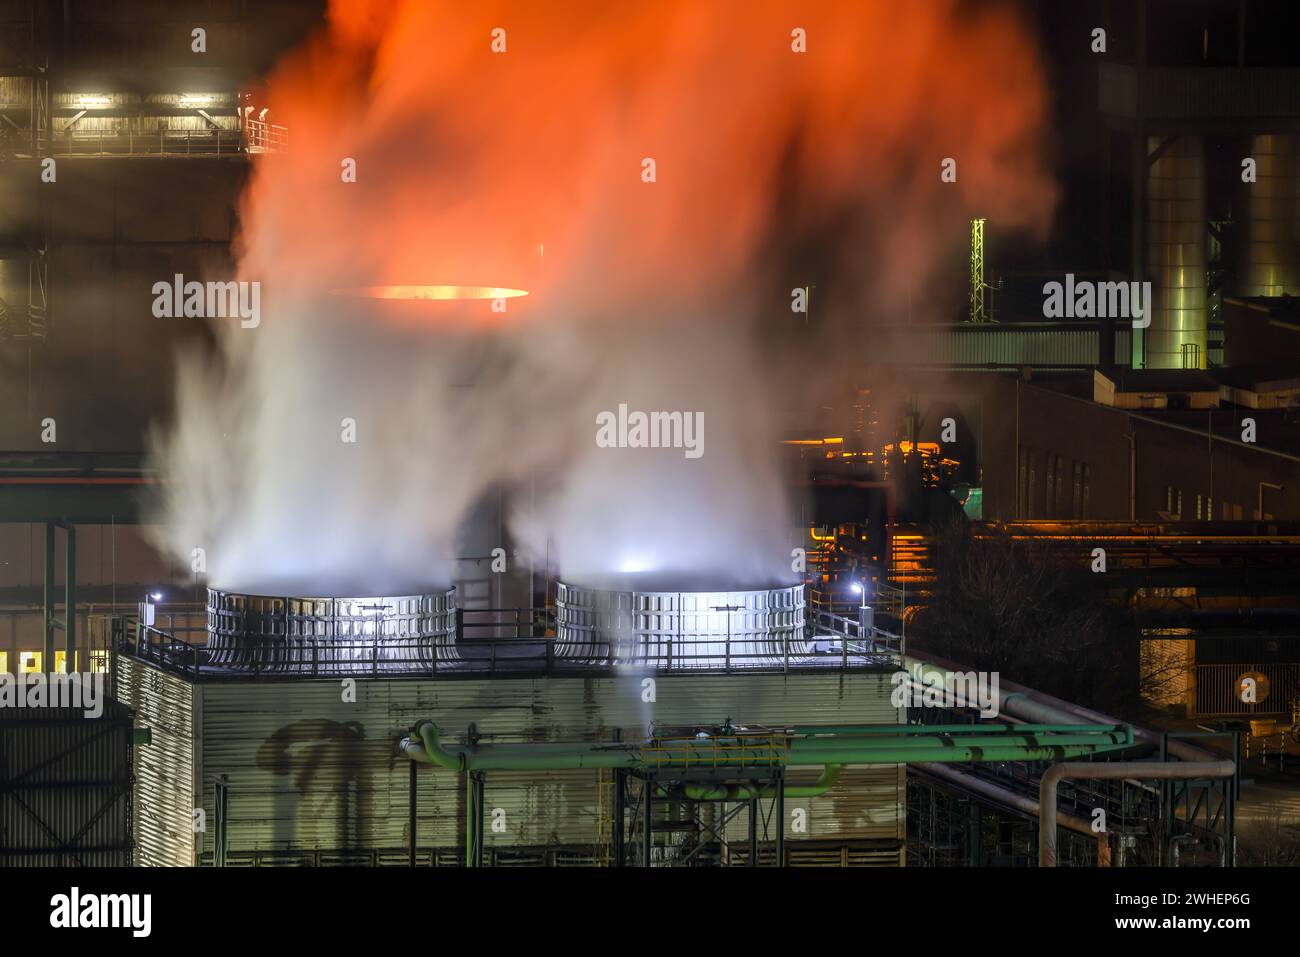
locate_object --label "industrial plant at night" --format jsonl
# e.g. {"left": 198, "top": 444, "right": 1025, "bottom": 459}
{"left": 2, "top": 2, "right": 1299, "bottom": 927}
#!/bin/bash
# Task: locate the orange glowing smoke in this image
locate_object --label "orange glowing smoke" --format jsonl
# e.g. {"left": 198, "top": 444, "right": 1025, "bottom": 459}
{"left": 236, "top": 0, "right": 1057, "bottom": 326}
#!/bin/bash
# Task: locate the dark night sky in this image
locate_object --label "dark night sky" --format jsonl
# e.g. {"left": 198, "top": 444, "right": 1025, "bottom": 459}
{"left": 1010, "top": 0, "right": 1300, "bottom": 277}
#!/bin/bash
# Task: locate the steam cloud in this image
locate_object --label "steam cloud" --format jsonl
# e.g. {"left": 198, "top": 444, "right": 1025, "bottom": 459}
{"left": 148, "top": 0, "right": 1057, "bottom": 594}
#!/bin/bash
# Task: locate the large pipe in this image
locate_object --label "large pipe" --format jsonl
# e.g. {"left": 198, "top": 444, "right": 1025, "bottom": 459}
{"left": 916, "top": 762, "right": 1106, "bottom": 861}
{"left": 791, "top": 723, "right": 1116, "bottom": 736}
{"left": 904, "top": 652, "right": 1218, "bottom": 763}
{"left": 402, "top": 720, "right": 1134, "bottom": 773}
{"left": 792, "top": 732, "right": 1132, "bottom": 753}
{"left": 661, "top": 765, "right": 843, "bottom": 801}
{"left": 1038, "top": 760, "right": 1235, "bottom": 867}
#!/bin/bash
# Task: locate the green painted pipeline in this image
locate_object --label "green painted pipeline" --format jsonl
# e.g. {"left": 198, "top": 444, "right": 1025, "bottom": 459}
{"left": 403, "top": 720, "right": 1136, "bottom": 776}
{"left": 789, "top": 723, "right": 1130, "bottom": 737}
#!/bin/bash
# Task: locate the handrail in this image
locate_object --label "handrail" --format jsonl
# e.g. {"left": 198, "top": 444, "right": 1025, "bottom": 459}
{"left": 113, "top": 611, "right": 893, "bottom": 681}
{"left": 54, "top": 128, "right": 244, "bottom": 156}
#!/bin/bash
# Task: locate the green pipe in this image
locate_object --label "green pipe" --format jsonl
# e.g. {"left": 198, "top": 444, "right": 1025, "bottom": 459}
{"left": 790, "top": 723, "right": 1127, "bottom": 737}
{"left": 792, "top": 732, "right": 1129, "bottom": 750}
{"left": 414, "top": 721, "right": 468, "bottom": 771}
{"left": 407, "top": 739, "right": 1131, "bottom": 770}
{"left": 411, "top": 721, "right": 641, "bottom": 771}
{"left": 402, "top": 721, "right": 1136, "bottom": 772}
{"left": 786, "top": 744, "right": 1133, "bottom": 764}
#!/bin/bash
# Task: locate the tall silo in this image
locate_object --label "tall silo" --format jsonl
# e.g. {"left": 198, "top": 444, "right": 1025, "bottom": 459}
{"left": 1146, "top": 136, "right": 1207, "bottom": 369}
{"left": 1242, "top": 134, "right": 1300, "bottom": 298}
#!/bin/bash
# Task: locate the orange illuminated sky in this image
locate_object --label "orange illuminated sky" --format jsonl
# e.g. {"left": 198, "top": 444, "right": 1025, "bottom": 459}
{"left": 236, "top": 0, "right": 1057, "bottom": 328}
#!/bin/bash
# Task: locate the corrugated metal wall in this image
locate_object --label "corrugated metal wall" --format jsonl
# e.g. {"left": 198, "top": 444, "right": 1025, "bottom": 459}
{"left": 114, "top": 656, "right": 197, "bottom": 866}
{"left": 0, "top": 700, "right": 134, "bottom": 866}
{"left": 870, "top": 324, "right": 1136, "bottom": 369}
{"left": 193, "top": 672, "right": 904, "bottom": 863}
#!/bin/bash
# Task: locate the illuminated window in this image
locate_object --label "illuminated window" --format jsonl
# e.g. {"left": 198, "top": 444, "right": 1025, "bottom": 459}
{"left": 54, "top": 650, "right": 72, "bottom": 674}
{"left": 19, "top": 651, "right": 41, "bottom": 673}
{"left": 90, "top": 650, "right": 109, "bottom": 673}
{"left": 0, "top": 652, "right": 6, "bottom": 673}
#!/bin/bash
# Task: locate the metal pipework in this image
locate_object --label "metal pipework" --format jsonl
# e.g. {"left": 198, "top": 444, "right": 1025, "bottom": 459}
{"left": 657, "top": 765, "right": 843, "bottom": 802}
{"left": 401, "top": 719, "right": 1136, "bottom": 773}
{"left": 1038, "top": 760, "right": 1236, "bottom": 868}
{"left": 904, "top": 653, "right": 1218, "bottom": 764}
{"left": 791, "top": 723, "right": 1120, "bottom": 736}
{"left": 916, "top": 762, "right": 1110, "bottom": 865}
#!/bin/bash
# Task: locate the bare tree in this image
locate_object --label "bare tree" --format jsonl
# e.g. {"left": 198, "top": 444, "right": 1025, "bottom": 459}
{"left": 1236, "top": 810, "right": 1300, "bottom": 866}
{"left": 914, "top": 518, "right": 1138, "bottom": 713}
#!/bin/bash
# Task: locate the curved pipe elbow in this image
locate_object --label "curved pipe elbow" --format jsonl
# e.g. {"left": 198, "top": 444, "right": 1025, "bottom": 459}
{"left": 405, "top": 720, "right": 466, "bottom": 772}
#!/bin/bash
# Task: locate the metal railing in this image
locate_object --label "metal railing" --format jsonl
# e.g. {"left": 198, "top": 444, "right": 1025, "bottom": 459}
{"left": 806, "top": 586, "right": 905, "bottom": 664}
{"left": 1194, "top": 663, "right": 1300, "bottom": 716}
{"left": 54, "top": 128, "right": 244, "bottom": 156}
{"left": 111, "top": 599, "right": 897, "bottom": 681}
{"left": 244, "top": 119, "right": 288, "bottom": 153}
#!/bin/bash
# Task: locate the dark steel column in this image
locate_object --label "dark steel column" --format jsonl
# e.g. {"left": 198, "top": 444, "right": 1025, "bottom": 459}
{"left": 613, "top": 768, "right": 626, "bottom": 866}
{"left": 43, "top": 522, "right": 55, "bottom": 670}
{"left": 214, "top": 777, "right": 229, "bottom": 867}
{"left": 466, "top": 771, "right": 486, "bottom": 867}
{"left": 408, "top": 758, "right": 418, "bottom": 866}
{"left": 642, "top": 776, "right": 653, "bottom": 867}
{"left": 748, "top": 797, "right": 758, "bottom": 865}
{"left": 774, "top": 769, "right": 785, "bottom": 867}
{"left": 63, "top": 523, "right": 75, "bottom": 671}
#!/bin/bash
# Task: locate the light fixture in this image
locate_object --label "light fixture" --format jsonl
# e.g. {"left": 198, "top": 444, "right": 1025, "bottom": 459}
{"left": 179, "top": 94, "right": 214, "bottom": 108}
{"left": 75, "top": 94, "right": 110, "bottom": 108}
{"left": 330, "top": 285, "right": 529, "bottom": 301}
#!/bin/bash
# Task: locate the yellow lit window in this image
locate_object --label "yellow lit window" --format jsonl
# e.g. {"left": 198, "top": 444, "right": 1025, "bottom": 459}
{"left": 90, "top": 650, "right": 109, "bottom": 673}
{"left": 0, "top": 652, "right": 7, "bottom": 673}
{"left": 19, "top": 651, "right": 41, "bottom": 673}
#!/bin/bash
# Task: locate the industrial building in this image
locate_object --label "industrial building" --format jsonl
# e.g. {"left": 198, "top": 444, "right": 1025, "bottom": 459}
{"left": 2, "top": 0, "right": 1298, "bottom": 883}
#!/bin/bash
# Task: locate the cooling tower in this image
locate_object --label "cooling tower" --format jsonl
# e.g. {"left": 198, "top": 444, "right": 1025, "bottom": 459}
{"left": 206, "top": 587, "right": 458, "bottom": 674}
{"left": 553, "top": 579, "right": 808, "bottom": 670}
